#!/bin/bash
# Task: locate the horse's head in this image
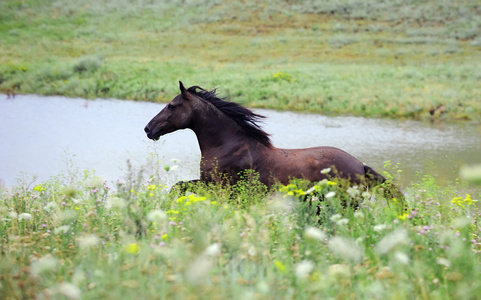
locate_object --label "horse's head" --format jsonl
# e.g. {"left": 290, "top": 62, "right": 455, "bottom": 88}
{"left": 144, "top": 81, "right": 196, "bottom": 140}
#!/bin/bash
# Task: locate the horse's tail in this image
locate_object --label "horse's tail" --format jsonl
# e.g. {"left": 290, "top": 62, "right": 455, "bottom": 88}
{"left": 364, "top": 165, "right": 386, "bottom": 185}
{"left": 364, "top": 165, "right": 406, "bottom": 211}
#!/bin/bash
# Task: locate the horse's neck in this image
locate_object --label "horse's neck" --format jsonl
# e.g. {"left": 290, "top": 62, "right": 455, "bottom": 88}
{"left": 191, "top": 107, "right": 249, "bottom": 154}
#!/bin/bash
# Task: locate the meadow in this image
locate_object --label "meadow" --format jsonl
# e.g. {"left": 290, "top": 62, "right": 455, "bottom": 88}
{"left": 1, "top": 159, "right": 481, "bottom": 299}
{"left": 1, "top": 0, "right": 480, "bottom": 121}
{"left": 1, "top": 0, "right": 481, "bottom": 298}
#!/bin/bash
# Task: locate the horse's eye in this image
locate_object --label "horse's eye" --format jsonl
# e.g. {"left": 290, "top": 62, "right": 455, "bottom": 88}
{"left": 167, "top": 104, "right": 175, "bottom": 111}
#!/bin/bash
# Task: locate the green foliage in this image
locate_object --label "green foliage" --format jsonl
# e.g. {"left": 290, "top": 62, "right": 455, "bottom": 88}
{"left": 1, "top": 161, "right": 480, "bottom": 298}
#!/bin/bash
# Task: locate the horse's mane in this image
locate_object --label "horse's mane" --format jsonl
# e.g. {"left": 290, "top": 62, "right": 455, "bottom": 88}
{"left": 187, "top": 86, "right": 272, "bottom": 147}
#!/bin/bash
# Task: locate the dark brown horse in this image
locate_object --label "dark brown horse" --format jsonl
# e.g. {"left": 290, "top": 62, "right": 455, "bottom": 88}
{"left": 144, "top": 82, "right": 387, "bottom": 189}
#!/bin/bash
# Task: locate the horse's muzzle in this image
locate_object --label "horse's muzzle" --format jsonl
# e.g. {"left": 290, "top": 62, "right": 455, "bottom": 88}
{"left": 144, "top": 125, "right": 157, "bottom": 140}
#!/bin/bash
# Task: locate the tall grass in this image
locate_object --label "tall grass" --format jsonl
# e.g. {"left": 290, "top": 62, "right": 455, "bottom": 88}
{"left": 1, "top": 159, "right": 480, "bottom": 299}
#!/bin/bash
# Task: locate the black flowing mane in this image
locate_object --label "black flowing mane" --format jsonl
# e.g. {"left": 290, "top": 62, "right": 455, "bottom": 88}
{"left": 187, "top": 86, "right": 272, "bottom": 147}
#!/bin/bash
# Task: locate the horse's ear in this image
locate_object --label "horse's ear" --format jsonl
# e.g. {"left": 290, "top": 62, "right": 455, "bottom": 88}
{"left": 179, "top": 81, "right": 188, "bottom": 99}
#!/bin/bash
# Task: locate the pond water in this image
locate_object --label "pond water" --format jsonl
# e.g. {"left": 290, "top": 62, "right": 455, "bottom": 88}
{"left": 1, "top": 95, "right": 480, "bottom": 188}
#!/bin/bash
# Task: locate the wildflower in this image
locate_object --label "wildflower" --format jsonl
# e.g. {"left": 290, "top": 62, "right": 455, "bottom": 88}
{"left": 347, "top": 186, "right": 360, "bottom": 198}
{"left": 336, "top": 218, "right": 349, "bottom": 226}
{"left": 185, "top": 256, "right": 211, "bottom": 283}
{"left": 56, "top": 282, "right": 81, "bottom": 300}
{"left": 375, "top": 228, "right": 409, "bottom": 255}
{"left": 125, "top": 243, "right": 140, "bottom": 254}
{"left": 353, "top": 211, "right": 364, "bottom": 219}
{"left": 30, "top": 255, "right": 58, "bottom": 276}
{"left": 54, "top": 225, "right": 70, "bottom": 234}
{"left": 361, "top": 191, "right": 371, "bottom": 199}
{"left": 147, "top": 210, "right": 167, "bottom": 223}
{"left": 320, "top": 168, "right": 331, "bottom": 174}
{"left": 394, "top": 251, "right": 410, "bottom": 265}
{"left": 325, "top": 191, "right": 336, "bottom": 199}
{"left": 44, "top": 202, "right": 57, "bottom": 212}
{"left": 204, "top": 243, "right": 221, "bottom": 256}
{"left": 328, "top": 264, "right": 350, "bottom": 278}
{"left": 109, "top": 196, "right": 126, "bottom": 208}
{"left": 162, "top": 234, "right": 168, "bottom": 240}
{"left": 328, "top": 237, "right": 364, "bottom": 263}
{"left": 373, "top": 224, "right": 387, "bottom": 232}
{"left": 19, "top": 213, "right": 33, "bottom": 221}
{"left": 304, "top": 226, "right": 326, "bottom": 241}
{"left": 295, "top": 260, "right": 315, "bottom": 279}
{"left": 330, "top": 214, "right": 342, "bottom": 222}
{"left": 274, "top": 260, "right": 287, "bottom": 273}
{"left": 8, "top": 211, "right": 18, "bottom": 219}
{"left": 33, "top": 185, "right": 46, "bottom": 192}
{"left": 437, "top": 257, "right": 451, "bottom": 268}
{"left": 77, "top": 234, "right": 100, "bottom": 249}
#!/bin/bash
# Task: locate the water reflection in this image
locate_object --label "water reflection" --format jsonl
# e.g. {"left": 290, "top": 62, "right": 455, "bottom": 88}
{"left": 0, "top": 95, "right": 479, "bottom": 187}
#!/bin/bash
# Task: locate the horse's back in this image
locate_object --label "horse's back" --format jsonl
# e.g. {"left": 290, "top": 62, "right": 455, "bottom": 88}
{"left": 266, "top": 146, "right": 366, "bottom": 184}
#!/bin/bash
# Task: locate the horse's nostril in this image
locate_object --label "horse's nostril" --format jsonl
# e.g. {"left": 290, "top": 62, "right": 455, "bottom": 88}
{"left": 144, "top": 126, "right": 150, "bottom": 134}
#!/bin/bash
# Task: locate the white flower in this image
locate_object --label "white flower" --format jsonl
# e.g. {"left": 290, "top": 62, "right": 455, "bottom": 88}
{"left": 375, "top": 228, "right": 409, "bottom": 255}
{"left": 328, "top": 264, "right": 350, "bottom": 278}
{"left": 86, "top": 176, "right": 105, "bottom": 189}
{"left": 320, "top": 168, "right": 331, "bottom": 174}
{"left": 373, "top": 224, "right": 387, "bottom": 232}
{"left": 437, "top": 257, "right": 451, "bottom": 268}
{"left": 353, "top": 211, "right": 364, "bottom": 219}
{"left": 147, "top": 210, "right": 167, "bottom": 223}
{"left": 304, "top": 226, "right": 327, "bottom": 241}
{"left": 44, "top": 202, "right": 57, "bottom": 212}
{"left": 394, "top": 251, "right": 410, "bottom": 265}
{"left": 8, "top": 211, "right": 18, "bottom": 219}
{"left": 347, "top": 186, "right": 360, "bottom": 198}
{"left": 77, "top": 234, "right": 100, "bottom": 249}
{"left": 325, "top": 191, "right": 336, "bottom": 199}
{"left": 54, "top": 225, "right": 70, "bottom": 235}
{"left": 328, "top": 237, "right": 364, "bottom": 263}
{"left": 204, "top": 243, "right": 221, "bottom": 256}
{"left": 185, "top": 257, "right": 211, "bottom": 283}
{"left": 295, "top": 260, "right": 315, "bottom": 278}
{"left": 19, "top": 213, "right": 33, "bottom": 221}
{"left": 336, "top": 218, "right": 349, "bottom": 226}
{"left": 109, "top": 196, "right": 126, "bottom": 208}
{"left": 362, "top": 191, "right": 371, "bottom": 199}
{"left": 30, "top": 255, "right": 58, "bottom": 276}
{"left": 329, "top": 214, "right": 342, "bottom": 222}
{"left": 56, "top": 282, "right": 81, "bottom": 300}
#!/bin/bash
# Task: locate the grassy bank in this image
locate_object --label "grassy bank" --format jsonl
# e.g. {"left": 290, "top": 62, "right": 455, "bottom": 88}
{"left": 1, "top": 161, "right": 481, "bottom": 299}
{"left": 1, "top": 0, "right": 480, "bottom": 121}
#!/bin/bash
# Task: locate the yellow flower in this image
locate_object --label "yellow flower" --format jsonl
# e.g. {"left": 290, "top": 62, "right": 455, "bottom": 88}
{"left": 274, "top": 260, "right": 286, "bottom": 273}
{"left": 126, "top": 243, "right": 140, "bottom": 254}
{"left": 33, "top": 185, "right": 46, "bottom": 192}
{"left": 162, "top": 234, "right": 168, "bottom": 240}
{"left": 147, "top": 184, "right": 156, "bottom": 191}
{"left": 398, "top": 213, "right": 409, "bottom": 220}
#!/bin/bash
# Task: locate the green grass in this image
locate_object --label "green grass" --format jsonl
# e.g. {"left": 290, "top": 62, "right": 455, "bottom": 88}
{"left": 1, "top": 159, "right": 480, "bottom": 299}
{"left": 1, "top": 0, "right": 480, "bottom": 121}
